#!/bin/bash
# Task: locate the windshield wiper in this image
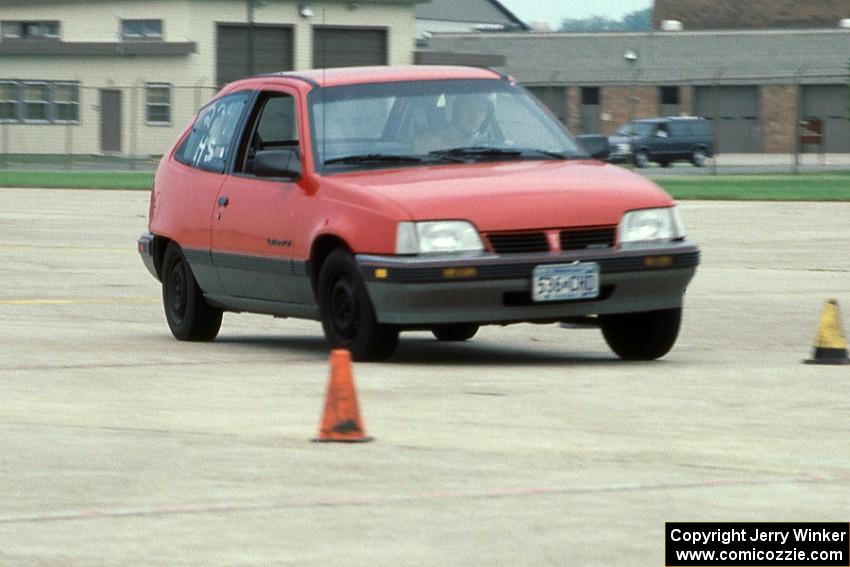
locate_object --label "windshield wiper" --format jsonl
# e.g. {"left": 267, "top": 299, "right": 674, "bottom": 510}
{"left": 514, "top": 148, "right": 571, "bottom": 160}
{"left": 324, "top": 153, "right": 423, "bottom": 165}
{"left": 429, "top": 146, "right": 521, "bottom": 160}
{"left": 429, "top": 146, "right": 571, "bottom": 161}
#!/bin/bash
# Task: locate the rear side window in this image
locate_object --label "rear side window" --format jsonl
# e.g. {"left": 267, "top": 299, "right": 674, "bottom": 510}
{"left": 667, "top": 122, "right": 691, "bottom": 137}
{"left": 691, "top": 121, "right": 712, "bottom": 137}
{"left": 175, "top": 91, "right": 251, "bottom": 173}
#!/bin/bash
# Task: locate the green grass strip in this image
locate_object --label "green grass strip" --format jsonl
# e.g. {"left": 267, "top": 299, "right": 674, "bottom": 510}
{"left": 655, "top": 173, "right": 850, "bottom": 201}
{"left": 1, "top": 169, "right": 849, "bottom": 201}
{"left": 0, "top": 170, "right": 153, "bottom": 190}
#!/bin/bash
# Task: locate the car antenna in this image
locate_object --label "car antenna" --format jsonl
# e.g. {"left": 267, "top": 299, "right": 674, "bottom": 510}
{"left": 322, "top": 7, "right": 327, "bottom": 166}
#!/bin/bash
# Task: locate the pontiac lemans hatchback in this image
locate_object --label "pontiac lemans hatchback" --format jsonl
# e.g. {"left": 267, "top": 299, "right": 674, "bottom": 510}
{"left": 138, "top": 66, "right": 700, "bottom": 361}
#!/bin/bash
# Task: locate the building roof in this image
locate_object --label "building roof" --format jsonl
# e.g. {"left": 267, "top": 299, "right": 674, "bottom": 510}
{"left": 427, "top": 29, "right": 850, "bottom": 85}
{"left": 415, "top": 0, "right": 528, "bottom": 31}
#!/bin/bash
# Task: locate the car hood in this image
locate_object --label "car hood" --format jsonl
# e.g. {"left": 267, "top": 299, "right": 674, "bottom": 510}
{"left": 609, "top": 136, "right": 631, "bottom": 145}
{"left": 328, "top": 160, "right": 673, "bottom": 232}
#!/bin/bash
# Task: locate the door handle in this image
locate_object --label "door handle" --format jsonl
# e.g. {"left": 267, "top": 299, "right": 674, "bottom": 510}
{"left": 217, "top": 196, "right": 229, "bottom": 207}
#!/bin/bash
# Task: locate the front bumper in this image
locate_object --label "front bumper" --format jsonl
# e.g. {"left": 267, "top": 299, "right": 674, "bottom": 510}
{"left": 357, "top": 241, "right": 699, "bottom": 325}
{"left": 137, "top": 232, "right": 158, "bottom": 280}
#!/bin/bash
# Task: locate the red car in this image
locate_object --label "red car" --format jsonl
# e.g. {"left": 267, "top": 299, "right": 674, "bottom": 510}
{"left": 138, "top": 66, "right": 699, "bottom": 361}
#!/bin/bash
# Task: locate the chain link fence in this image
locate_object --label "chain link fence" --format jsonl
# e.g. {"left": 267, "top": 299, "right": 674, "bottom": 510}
{"left": 0, "top": 76, "right": 847, "bottom": 174}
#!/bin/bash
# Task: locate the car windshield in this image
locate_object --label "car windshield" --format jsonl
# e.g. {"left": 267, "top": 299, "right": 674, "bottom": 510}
{"left": 309, "top": 79, "right": 583, "bottom": 171}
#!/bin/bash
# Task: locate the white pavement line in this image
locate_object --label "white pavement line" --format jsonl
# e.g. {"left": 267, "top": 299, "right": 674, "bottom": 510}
{"left": 0, "top": 297, "right": 158, "bottom": 306}
{"left": 0, "top": 475, "right": 838, "bottom": 525}
{"left": 0, "top": 244, "right": 130, "bottom": 254}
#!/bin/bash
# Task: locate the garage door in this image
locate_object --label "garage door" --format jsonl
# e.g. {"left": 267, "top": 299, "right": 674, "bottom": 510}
{"left": 694, "top": 86, "right": 760, "bottom": 153}
{"left": 526, "top": 86, "right": 567, "bottom": 124}
{"left": 802, "top": 85, "right": 850, "bottom": 153}
{"left": 313, "top": 27, "right": 387, "bottom": 68}
{"left": 216, "top": 24, "right": 294, "bottom": 87}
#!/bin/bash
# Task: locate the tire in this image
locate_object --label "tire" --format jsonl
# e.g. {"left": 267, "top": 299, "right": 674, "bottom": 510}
{"left": 691, "top": 148, "right": 707, "bottom": 167}
{"left": 633, "top": 150, "right": 650, "bottom": 168}
{"left": 432, "top": 323, "right": 479, "bottom": 342}
{"left": 318, "top": 249, "right": 399, "bottom": 362}
{"left": 162, "top": 243, "right": 222, "bottom": 341}
{"left": 599, "top": 307, "right": 682, "bottom": 361}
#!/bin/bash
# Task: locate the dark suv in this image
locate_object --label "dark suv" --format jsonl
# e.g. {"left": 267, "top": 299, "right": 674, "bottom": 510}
{"left": 608, "top": 117, "right": 714, "bottom": 168}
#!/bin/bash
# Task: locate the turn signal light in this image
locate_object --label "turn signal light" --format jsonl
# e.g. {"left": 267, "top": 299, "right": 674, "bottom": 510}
{"left": 644, "top": 255, "right": 674, "bottom": 268}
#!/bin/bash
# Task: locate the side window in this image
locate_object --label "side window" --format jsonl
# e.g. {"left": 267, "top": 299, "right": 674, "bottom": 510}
{"left": 667, "top": 122, "right": 690, "bottom": 137}
{"left": 238, "top": 92, "right": 299, "bottom": 175}
{"left": 693, "top": 121, "right": 711, "bottom": 137}
{"left": 175, "top": 91, "right": 250, "bottom": 173}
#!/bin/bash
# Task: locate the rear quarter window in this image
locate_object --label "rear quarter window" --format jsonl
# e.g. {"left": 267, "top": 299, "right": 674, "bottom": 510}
{"left": 175, "top": 91, "right": 251, "bottom": 173}
{"left": 667, "top": 122, "right": 691, "bottom": 137}
{"left": 692, "top": 121, "right": 712, "bottom": 137}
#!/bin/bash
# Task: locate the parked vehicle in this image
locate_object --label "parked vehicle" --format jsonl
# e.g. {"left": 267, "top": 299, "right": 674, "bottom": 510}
{"left": 608, "top": 117, "right": 714, "bottom": 168}
{"left": 138, "top": 66, "right": 700, "bottom": 361}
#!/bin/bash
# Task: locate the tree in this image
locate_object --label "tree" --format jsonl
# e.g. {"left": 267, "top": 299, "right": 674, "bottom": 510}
{"left": 559, "top": 7, "right": 652, "bottom": 33}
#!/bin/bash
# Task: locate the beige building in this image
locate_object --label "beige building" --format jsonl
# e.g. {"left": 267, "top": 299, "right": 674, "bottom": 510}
{"left": 0, "top": 0, "right": 420, "bottom": 156}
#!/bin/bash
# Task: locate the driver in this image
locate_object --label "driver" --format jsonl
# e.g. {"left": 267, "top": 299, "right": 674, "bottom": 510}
{"left": 415, "top": 94, "right": 493, "bottom": 154}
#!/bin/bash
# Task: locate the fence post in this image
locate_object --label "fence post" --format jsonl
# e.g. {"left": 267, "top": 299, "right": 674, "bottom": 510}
{"left": 0, "top": 122, "right": 7, "bottom": 169}
{"left": 130, "top": 83, "right": 139, "bottom": 171}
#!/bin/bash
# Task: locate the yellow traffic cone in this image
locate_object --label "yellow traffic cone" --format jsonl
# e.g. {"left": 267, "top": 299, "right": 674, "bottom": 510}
{"left": 804, "top": 299, "right": 850, "bottom": 365}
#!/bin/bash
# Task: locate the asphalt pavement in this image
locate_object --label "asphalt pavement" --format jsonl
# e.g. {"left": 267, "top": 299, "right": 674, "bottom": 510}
{"left": 1, "top": 189, "right": 848, "bottom": 566}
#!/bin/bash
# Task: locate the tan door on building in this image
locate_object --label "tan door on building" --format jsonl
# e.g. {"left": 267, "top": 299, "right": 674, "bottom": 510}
{"left": 99, "top": 89, "right": 122, "bottom": 153}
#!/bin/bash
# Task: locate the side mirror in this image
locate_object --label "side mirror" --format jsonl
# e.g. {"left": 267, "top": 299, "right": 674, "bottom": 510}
{"left": 254, "top": 148, "right": 301, "bottom": 179}
{"left": 576, "top": 134, "right": 610, "bottom": 160}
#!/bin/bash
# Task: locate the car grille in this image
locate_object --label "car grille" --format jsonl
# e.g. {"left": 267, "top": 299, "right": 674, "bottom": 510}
{"left": 487, "top": 232, "right": 550, "bottom": 254}
{"left": 559, "top": 227, "right": 616, "bottom": 251}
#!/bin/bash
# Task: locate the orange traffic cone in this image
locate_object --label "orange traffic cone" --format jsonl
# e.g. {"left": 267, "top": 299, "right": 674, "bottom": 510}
{"left": 313, "top": 350, "right": 373, "bottom": 442}
{"left": 804, "top": 299, "right": 850, "bottom": 365}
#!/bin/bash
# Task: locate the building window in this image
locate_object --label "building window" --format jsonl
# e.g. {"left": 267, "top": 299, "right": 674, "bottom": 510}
{"left": 0, "top": 81, "right": 17, "bottom": 121}
{"left": 121, "top": 19, "right": 162, "bottom": 40}
{"left": 54, "top": 83, "right": 80, "bottom": 122}
{"left": 145, "top": 84, "right": 171, "bottom": 125}
{"left": 0, "top": 81, "right": 79, "bottom": 124}
{"left": 581, "top": 87, "right": 600, "bottom": 106}
{"left": 22, "top": 82, "right": 50, "bottom": 122}
{"left": 660, "top": 86, "right": 680, "bottom": 105}
{"left": 1, "top": 21, "right": 60, "bottom": 40}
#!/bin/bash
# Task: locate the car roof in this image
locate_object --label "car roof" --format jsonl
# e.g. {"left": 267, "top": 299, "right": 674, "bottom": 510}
{"left": 233, "top": 65, "right": 507, "bottom": 89}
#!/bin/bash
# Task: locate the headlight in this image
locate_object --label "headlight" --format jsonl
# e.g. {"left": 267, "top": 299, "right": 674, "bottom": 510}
{"left": 396, "top": 221, "right": 484, "bottom": 255}
{"left": 619, "top": 207, "right": 685, "bottom": 244}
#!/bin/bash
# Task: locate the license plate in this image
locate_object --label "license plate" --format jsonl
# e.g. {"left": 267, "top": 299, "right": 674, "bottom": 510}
{"left": 532, "top": 262, "right": 600, "bottom": 302}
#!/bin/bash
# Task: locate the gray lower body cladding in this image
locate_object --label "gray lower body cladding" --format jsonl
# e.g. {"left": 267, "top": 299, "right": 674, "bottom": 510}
{"left": 358, "top": 243, "right": 699, "bottom": 326}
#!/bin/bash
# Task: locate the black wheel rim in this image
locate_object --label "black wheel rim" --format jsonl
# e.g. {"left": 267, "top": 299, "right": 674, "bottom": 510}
{"left": 329, "top": 274, "right": 359, "bottom": 341}
{"left": 167, "top": 259, "right": 188, "bottom": 325}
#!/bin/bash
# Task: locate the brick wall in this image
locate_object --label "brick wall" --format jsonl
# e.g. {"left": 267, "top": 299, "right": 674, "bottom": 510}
{"left": 599, "top": 86, "right": 658, "bottom": 135}
{"left": 567, "top": 87, "right": 581, "bottom": 133}
{"left": 680, "top": 86, "right": 694, "bottom": 115}
{"left": 761, "top": 85, "right": 798, "bottom": 153}
{"left": 654, "top": 0, "right": 850, "bottom": 30}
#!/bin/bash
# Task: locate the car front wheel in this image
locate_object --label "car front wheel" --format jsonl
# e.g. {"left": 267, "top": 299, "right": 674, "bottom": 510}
{"left": 162, "top": 243, "right": 223, "bottom": 341}
{"left": 599, "top": 307, "right": 682, "bottom": 360}
{"left": 318, "top": 249, "right": 399, "bottom": 361}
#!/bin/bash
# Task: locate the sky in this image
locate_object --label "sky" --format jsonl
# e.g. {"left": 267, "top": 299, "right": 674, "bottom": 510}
{"left": 498, "top": 0, "right": 653, "bottom": 28}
